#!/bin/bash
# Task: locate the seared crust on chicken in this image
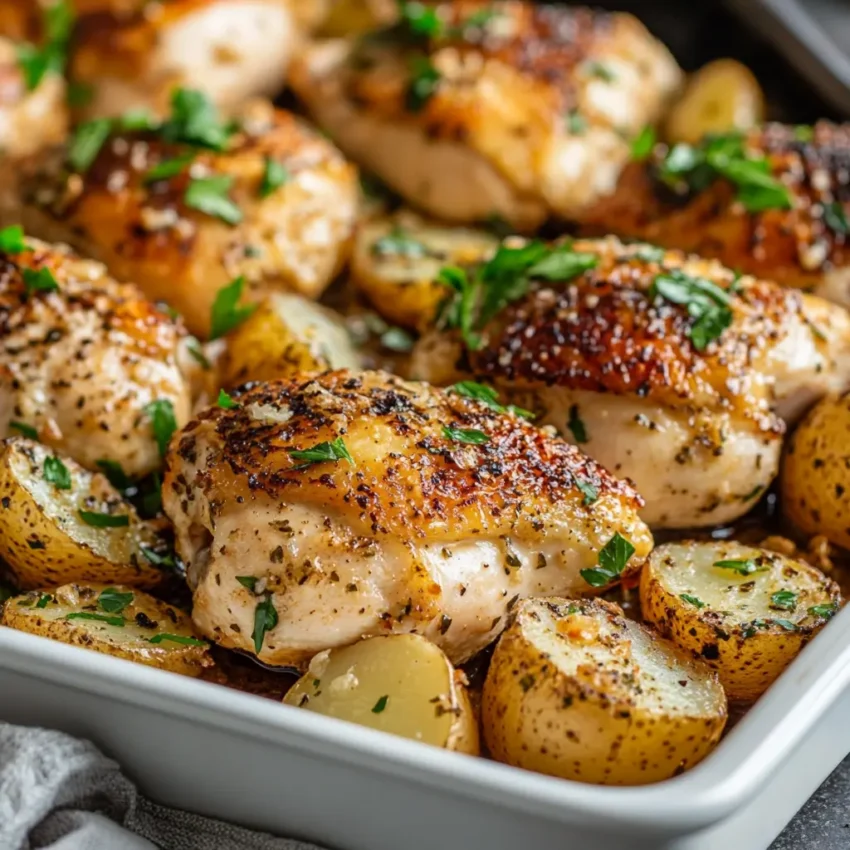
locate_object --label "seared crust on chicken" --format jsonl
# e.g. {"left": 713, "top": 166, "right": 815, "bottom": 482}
{"left": 412, "top": 237, "right": 850, "bottom": 528}
{"left": 70, "top": 0, "right": 310, "bottom": 121}
{"left": 0, "top": 36, "right": 68, "bottom": 159}
{"left": 581, "top": 122, "right": 850, "bottom": 307}
{"left": 163, "top": 369, "right": 652, "bottom": 667}
{"left": 0, "top": 235, "right": 193, "bottom": 477}
{"left": 8, "top": 98, "right": 358, "bottom": 338}
{"left": 290, "top": 1, "right": 681, "bottom": 230}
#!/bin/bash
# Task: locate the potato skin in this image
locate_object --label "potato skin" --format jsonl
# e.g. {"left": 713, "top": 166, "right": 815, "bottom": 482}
{"left": 0, "top": 439, "right": 166, "bottom": 590}
{"left": 482, "top": 598, "right": 726, "bottom": 785}
{"left": 640, "top": 542, "right": 841, "bottom": 702}
{"left": 781, "top": 393, "right": 850, "bottom": 549}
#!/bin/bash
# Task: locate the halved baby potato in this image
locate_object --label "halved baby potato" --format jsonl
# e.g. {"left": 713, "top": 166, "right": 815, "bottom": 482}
{"left": 351, "top": 211, "right": 498, "bottom": 330}
{"left": 664, "top": 59, "right": 765, "bottom": 145}
{"left": 482, "top": 598, "right": 726, "bottom": 786}
{"left": 0, "top": 438, "right": 168, "bottom": 590}
{"left": 284, "top": 634, "right": 479, "bottom": 754}
{"left": 219, "top": 293, "right": 361, "bottom": 387}
{"left": 1, "top": 583, "right": 213, "bottom": 676}
{"left": 640, "top": 541, "right": 841, "bottom": 702}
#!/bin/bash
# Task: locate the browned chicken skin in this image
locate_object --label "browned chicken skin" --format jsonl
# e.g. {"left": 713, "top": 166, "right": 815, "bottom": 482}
{"left": 580, "top": 122, "right": 850, "bottom": 307}
{"left": 5, "top": 97, "right": 359, "bottom": 338}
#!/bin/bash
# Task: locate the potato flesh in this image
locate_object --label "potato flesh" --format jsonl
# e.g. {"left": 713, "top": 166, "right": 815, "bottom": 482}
{"left": 284, "top": 635, "right": 468, "bottom": 749}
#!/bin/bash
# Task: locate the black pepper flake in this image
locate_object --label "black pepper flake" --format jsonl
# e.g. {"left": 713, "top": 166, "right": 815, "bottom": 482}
{"left": 134, "top": 612, "right": 158, "bottom": 629}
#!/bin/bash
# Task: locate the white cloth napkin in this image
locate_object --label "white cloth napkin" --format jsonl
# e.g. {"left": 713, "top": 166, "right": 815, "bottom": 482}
{"left": 0, "top": 723, "right": 326, "bottom": 850}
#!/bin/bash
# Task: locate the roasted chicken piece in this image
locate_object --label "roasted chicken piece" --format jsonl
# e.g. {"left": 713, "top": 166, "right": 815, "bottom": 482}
{"left": 412, "top": 236, "right": 850, "bottom": 529}
{"left": 290, "top": 0, "right": 681, "bottom": 231}
{"left": 0, "top": 230, "right": 194, "bottom": 477}
{"left": 69, "top": 0, "right": 322, "bottom": 121}
{"left": 6, "top": 94, "right": 359, "bottom": 339}
{"left": 580, "top": 123, "right": 850, "bottom": 308}
{"left": 163, "top": 369, "right": 653, "bottom": 668}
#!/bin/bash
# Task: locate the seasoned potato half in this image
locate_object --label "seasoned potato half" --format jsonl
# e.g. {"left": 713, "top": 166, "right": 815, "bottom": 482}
{"left": 641, "top": 541, "right": 841, "bottom": 702}
{"left": 1, "top": 583, "right": 212, "bottom": 676}
{"left": 284, "top": 635, "right": 479, "bottom": 754}
{"left": 781, "top": 393, "right": 850, "bottom": 549}
{"left": 482, "top": 598, "right": 726, "bottom": 785}
{"left": 664, "top": 59, "right": 764, "bottom": 145}
{"left": 0, "top": 439, "right": 168, "bottom": 590}
{"left": 220, "top": 293, "right": 361, "bottom": 387}
{"left": 351, "top": 211, "right": 498, "bottom": 330}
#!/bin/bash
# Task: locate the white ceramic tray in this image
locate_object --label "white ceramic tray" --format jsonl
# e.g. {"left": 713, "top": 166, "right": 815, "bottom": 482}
{"left": 2, "top": 605, "right": 850, "bottom": 850}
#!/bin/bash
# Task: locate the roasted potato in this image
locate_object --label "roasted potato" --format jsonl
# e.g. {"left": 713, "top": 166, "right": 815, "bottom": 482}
{"left": 482, "top": 598, "right": 726, "bottom": 785}
{"left": 284, "top": 635, "right": 479, "bottom": 754}
{"left": 219, "top": 293, "right": 361, "bottom": 387}
{"left": 318, "top": 0, "right": 396, "bottom": 36}
{"left": 641, "top": 541, "right": 841, "bottom": 702}
{"left": 1, "top": 583, "right": 213, "bottom": 676}
{"left": 0, "top": 438, "right": 169, "bottom": 590}
{"left": 664, "top": 59, "right": 764, "bottom": 145}
{"left": 351, "top": 211, "right": 497, "bottom": 330}
{"left": 781, "top": 393, "right": 850, "bottom": 549}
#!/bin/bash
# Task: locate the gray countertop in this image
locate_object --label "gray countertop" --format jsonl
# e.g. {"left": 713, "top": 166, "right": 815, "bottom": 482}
{"left": 772, "top": 756, "right": 850, "bottom": 848}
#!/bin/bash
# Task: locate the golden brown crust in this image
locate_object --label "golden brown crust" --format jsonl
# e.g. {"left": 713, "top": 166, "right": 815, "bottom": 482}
{"left": 582, "top": 122, "right": 850, "bottom": 289}
{"left": 166, "top": 369, "right": 645, "bottom": 542}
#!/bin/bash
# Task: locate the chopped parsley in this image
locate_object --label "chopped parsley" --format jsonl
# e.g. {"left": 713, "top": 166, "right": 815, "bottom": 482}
{"left": 631, "top": 125, "right": 656, "bottom": 160}
{"left": 580, "top": 532, "right": 636, "bottom": 587}
{"left": 67, "top": 118, "right": 112, "bottom": 173}
{"left": 567, "top": 405, "right": 588, "bottom": 443}
{"left": 772, "top": 618, "right": 799, "bottom": 632}
{"left": 22, "top": 267, "right": 59, "bottom": 298}
{"left": 186, "top": 337, "right": 210, "bottom": 369}
{"left": 824, "top": 201, "right": 849, "bottom": 236}
{"left": 79, "top": 510, "right": 130, "bottom": 528}
{"left": 16, "top": 0, "right": 72, "bottom": 91}
{"left": 160, "top": 87, "right": 234, "bottom": 151}
{"left": 259, "top": 156, "right": 290, "bottom": 198}
{"left": 98, "top": 588, "right": 134, "bottom": 614}
{"left": 289, "top": 437, "right": 353, "bottom": 470}
{"left": 148, "top": 633, "right": 207, "bottom": 646}
{"left": 144, "top": 153, "right": 195, "bottom": 183}
{"left": 567, "top": 109, "right": 587, "bottom": 135}
{"left": 209, "top": 276, "right": 257, "bottom": 339}
{"left": 185, "top": 175, "right": 243, "bottom": 225}
{"left": 398, "top": 0, "right": 443, "bottom": 37}
{"left": 36, "top": 593, "right": 52, "bottom": 609}
{"left": 406, "top": 56, "right": 441, "bottom": 111}
{"left": 217, "top": 388, "right": 239, "bottom": 409}
{"left": 770, "top": 590, "right": 798, "bottom": 611}
{"left": 371, "top": 694, "right": 389, "bottom": 714}
{"left": 448, "top": 381, "right": 533, "bottom": 419}
{"left": 584, "top": 61, "right": 616, "bottom": 82}
{"left": 236, "top": 576, "right": 258, "bottom": 591}
{"left": 658, "top": 133, "right": 792, "bottom": 213}
{"left": 145, "top": 399, "right": 177, "bottom": 458}
{"left": 680, "top": 593, "right": 706, "bottom": 609}
{"left": 809, "top": 602, "right": 838, "bottom": 619}
{"left": 442, "top": 426, "right": 489, "bottom": 445}
{"left": 252, "top": 594, "right": 278, "bottom": 654}
{"left": 66, "top": 612, "right": 125, "bottom": 626}
{"left": 649, "top": 269, "right": 733, "bottom": 350}
{"left": 140, "top": 545, "right": 177, "bottom": 570}
{"left": 0, "top": 225, "right": 26, "bottom": 253}
{"left": 96, "top": 459, "right": 132, "bottom": 491}
{"left": 713, "top": 558, "right": 766, "bottom": 576}
{"left": 635, "top": 244, "right": 666, "bottom": 263}
{"left": 9, "top": 421, "right": 37, "bottom": 439}
{"left": 43, "top": 455, "right": 71, "bottom": 490}
{"left": 371, "top": 226, "right": 428, "bottom": 258}
{"left": 575, "top": 477, "right": 598, "bottom": 506}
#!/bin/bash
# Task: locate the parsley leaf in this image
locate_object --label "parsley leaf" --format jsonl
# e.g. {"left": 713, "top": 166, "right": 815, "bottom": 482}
{"left": 713, "top": 558, "right": 766, "bottom": 576}
{"left": 98, "top": 587, "right": 134, "bottom": 614}
{"left": 631, "top": 125, "right": 656, "bottom": 161}
{"left": 35, "top": 593, "right": 52, "bottom": 608}
{"left": 526, "top": 244, "right": 598, "bottom": 281}
{"left": 185, "top": 337, "right": 210, "bottom": 369}
{"left": 16, "top": 0, "right": 72, "bottom": 91}
{"left": 217, "top": 388, "right": 239, "bottom": 409}
{"left": 406, "top": 56, "right": 441, "bottom": 111}
{"left": 567, "top": 404, "right": 588, "bottom": 443}
{"left": 448, "top": 381, "right": 534, "bottom": 419}
{"left": 772, "top": 618, "right": 799, "bottom": 632}
{"left": 236, "top": 576, "right": 258, "bottom": 591}
{"left": 372, "top": 226, "right": 428, "bottom": 258}
{"left": 443, "top": 425, "right": 489, "bottom": 445}
{"left": 372, "top": 694, "right": 389, "bottom": 713}
{"left": 66, "top": 612, "right": 125, "bottom": 626}
{"left": 79, "top": 510, "right": 130, "bottom": 528}
{"left": 770, "top": 590, "right": 798, "bottom": 611}
{"left": 9, "top": 421, "right": 37, "bottom": 439}
{"left": 140, "top": 545, "right": 177, "bottom": 570}
{"left": 824, "top": 201, "right": 849, "bottom": 236}
{"left": 580, "top": 532, "right": 636, "bottom": 587}
{"left": 145, "top": 399, "right": 177, "bottom": 458}
{"left": 252, "top": 594, "right": 278, "bottom": 654}
{"left": 96, "top": 459, "right": 132, "bottom": 491}
{"left": 575, "top": 477, "right": 598, "bottom": 505}
{"left": 144, "top": 153, "right": 195, "bottom": 183}
{"left": 808, "top": 602, "right": 838, "bottom": 619}
{"left": 584, "top": 61, "right": 616, "bottom": 82}
{"left": 209, "top": 276, "right": 257, "bottom": 339}
{"left": 0, "top": 225, "right": 26, "bottom": 253}
{"left": 68, "top": 118, "right": 112, "bottom": 173}
{"left": 680, "top": 593, "right": 706, "bottom": 609}
{"left": 567, "top": 109, "right": 587, "bottom": 135}
{"left": 160, "top": 88, "right": 233, "bottom": 150}
{"left": 260, "top": 156, "right": 290, "bottom": 198}
{"left": 289, "top": 437, "right": 354, "bottom": 470}
{"left": 43, "top": 455, "right": 71, "bottom": 490}
{"left": 22, "top": 267, "right": 59, "bottom": 297}
{"left": 185, "top": 175, "right": 243, "bottom": 225}
{"left": 398, "top": 0, "right": 442, "bottom": 36}
{"left": 148, "top": 633, "right": 207, "bottom": 646}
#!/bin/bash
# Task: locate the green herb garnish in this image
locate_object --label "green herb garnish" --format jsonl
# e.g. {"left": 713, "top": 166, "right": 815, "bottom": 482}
{"left": 713, "top": 558, "right": 766, "bottom": 576}
{"left": 185, "top": 175, "right": 243, "bottom": 225}
{"left": 68, "top": 118, "right": 112, "bottom": 173}
{"left": 145, "top": 399, "right": 177, "bottom": 458}
{"left": 259, "top": 156, "right": 290, "bottom": 198}
{"left": 824, "top": 201, "right": 849, "bottom": 236}
{"left": 680, "top": 593, "right": 706, "bottom": 609}
{"left": 371, "top": 226, "right": 428, "bottom": 258}
{"left": 79, "top": 510, "right": 130, "bottom": 528}
{"left": 22, "top": 267, "right": 59, "bottom": 297}
{"left": 16, "top": 0, "right": 72, "bottom": 91}
{"left": 209, "top": 276, "right": 257, "bottom": 339}
{"left": 372, "top": 694, "right": 389, "bottom": 714}
{"left": 448, "top": 381, "right": 533, "bottom": 419}
{"left": 252, "top": 595, "right": 278, "bottom": 654}
{"left": 575, "top": 477, "right": 598, "bottom": 506}
{"left": 770, "top": 590, "right": 798, "bottom": 611}
{"left": 442, "top": 426, "right": 489, "bottom": 445}
{"left": 9, "top": 421, "right": 37, "bottom": 439}
{"left": 584, "top": 61, "right": 616, "bottom": 82}
{"left": 808, "top": 602, "right": 838, "bottom": 619}
{"left": 36, "top": 593, "right": 52, "bottom": 609}
{"left": 631, "top": 126, "right": 656, "bottom": 160}
{"left": 43, "top": 455, "right": 71, "bottom": 490}
{"left": 236, "top": 576, "right": 258, "bottom": 591}
{"left": 289, "top": 437, "right": 354, "bottom": 470}
{"left": 406, "top": 56, "right": 441, "bottom": 111}
{"left": 160, "top": 87, "right": 234, "bottom": 151}
{"left": 380, "top": 327, "right": 415, "bottom": 352}
{"left": 98, "top": 588, "right": 134, "bottom": 614}
{"left": 140, "top": 545, "right": 177, "bottom": 570}
{"left": 185, "top": 337, "right": 210, "bottom": 369}
{"left": 144, "top": 154, "right": 195, "bottom": 183}
{"left": 66, "top": 612, "right": 125, "bottom": 626}
{"left": 217, "top": 389, "right": 239, "bottom": 409}
{"left": 96, "top": 459, "right": 132, "bottom": 491}
{"left": 580, "top": 532, "right": 636, "bottom": 587}
{"left": 567, "top": 109, "right": 587, "bottom": 135}
{"left": 0, "top": 225, "right": 26, "bottom": 253}
{"left": 567, "top": 405, "right": 588, "bottom": 443}
{"left": 148, "top": 633, "right": 207, "bottom": 646}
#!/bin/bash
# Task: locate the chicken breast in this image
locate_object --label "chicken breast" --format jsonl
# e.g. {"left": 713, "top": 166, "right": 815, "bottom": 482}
{"left": 69, "top": 0, "right": 318, "bottom": 121}
{"left": 163, "top": 369, "right": 653, "bottom": 667}
{"left": 289, "top": 1, "right": 681, "bottom": 231}
{"left": 7, "top": 95, "right": 358, "bottom": 339}
{"left": 411, "top": 236, "right": 850, "bottom": 528}
{"left": 0, "top": 36, "right": 67, "bottom": 159}
{"left": 0, "top": 231, "right": 194, "bottom": 477}
{"left": 580, "top": 123, "right": 850, "bottom": 308}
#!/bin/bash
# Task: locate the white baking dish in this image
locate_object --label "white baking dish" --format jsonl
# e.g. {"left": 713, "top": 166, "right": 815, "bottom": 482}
{"left": 2, "top": 606, "right": 850, "bottom": 850}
